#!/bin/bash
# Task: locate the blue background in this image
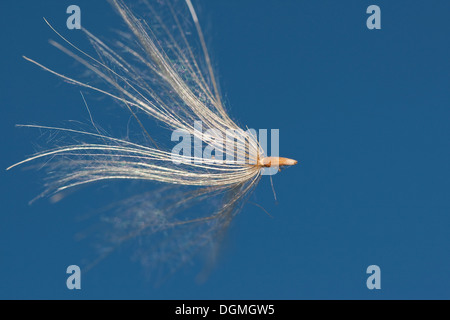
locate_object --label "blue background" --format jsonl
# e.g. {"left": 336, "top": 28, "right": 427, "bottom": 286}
{"left": 1, "top": 0, "right": 449, "bottom": 299}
